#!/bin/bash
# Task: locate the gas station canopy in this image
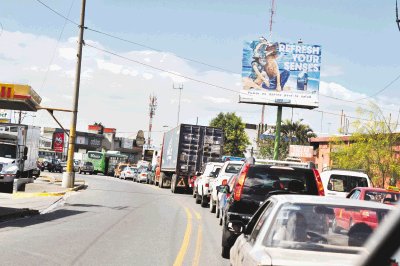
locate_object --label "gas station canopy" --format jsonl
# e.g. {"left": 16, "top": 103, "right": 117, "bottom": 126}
{"left": 0, "top": 83, "right": 42, "bottom": 111}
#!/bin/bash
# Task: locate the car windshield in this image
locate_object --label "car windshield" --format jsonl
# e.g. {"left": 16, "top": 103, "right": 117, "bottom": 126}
{"left": 225, "top": 163, "right": 242, "bottom": 174}
{"left": 242, "top": 167, "right": 319, "bottom": 196}
{"left": 84, "top": 162, "right": 93, "bottom": 166}
{"left": 129, "top": 167, "right": 138, "bottom": 172}
{"left": 329, "top": 174, "right": 369, "bottom": 192}
{"left": 0, "top": 144, "right": 17, "bottom": 158}
{"left": 365, "top": 191, "right": 400, "bottom": 204}
{"left": 264, "top": 203, "right": 391, "bottom": 254}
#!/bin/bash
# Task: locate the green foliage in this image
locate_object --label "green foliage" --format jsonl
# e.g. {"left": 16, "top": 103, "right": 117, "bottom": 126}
{"left": 258, "top": 119, "right": 316, "bottom": 159}
{"left": 209, "top": 112, "right": 250, "bottom": 157}
{"left": 331, "top": 103, "right": 400, "bottom": 187}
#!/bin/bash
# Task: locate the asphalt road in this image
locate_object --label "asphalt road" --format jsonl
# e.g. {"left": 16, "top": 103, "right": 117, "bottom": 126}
{"left": 0, "top": 173, "right": 229, "bottom": 266}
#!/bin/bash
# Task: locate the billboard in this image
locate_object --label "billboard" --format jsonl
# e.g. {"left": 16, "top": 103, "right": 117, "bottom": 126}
{"left": 53, "top": 132, "right": 64, "bottom": 153}
{"left": 0, "top": 109, "right": 11, "bottom": 123}
{"left": 121, "top": 138, "right": 133, "bottom": 149}
{"left": 289, "top": 145, "right": 314, "bottom": 158}
{"left": 240, "top": 39, "right": 321, "bottom": 109}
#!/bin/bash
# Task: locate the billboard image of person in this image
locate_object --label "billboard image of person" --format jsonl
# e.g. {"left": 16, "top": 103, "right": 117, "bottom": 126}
{"left": 241, "top": 38, "right": 321, "bottom": 109}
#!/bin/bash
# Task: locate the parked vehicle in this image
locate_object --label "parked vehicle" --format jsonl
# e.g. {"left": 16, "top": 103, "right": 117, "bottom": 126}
{"left": 229, "top": 194, "right": 393, "bottom": 266}
{"left": 347, "top": 186, "right": 400, "bottom": 206}
{"left": 120, "top": 166, "right": 138, "bottom": 180}
{"left": 321, "top": 169, "right": 372, "bottom": 197}
{"left": 43, "top": 158, "right": 63, "bottom": 173}
{"left": 114, "top": 162, "right": 131, "bottom": 178}
{"left": 0, "top": 124, "right": 41, "bottom": 189}
{"left": 221, "top": 159, "right": 325, "bottom": 258}
{"left": 79, "top": 161, "right": 94, "bottom": 175}
{"left": 195, "top": 162, "right": 224, "bottom": 207}
{"left": 147, "top": 165, "right": 157, "bottom": 184}
{"left": 209, "top": 160, "right": 243, "bottom": 213}
{"left": 60, "top": 160, "right": 80, "bottom": 172}
{"left": 158, "top": 124, "right": 223, "bottom": 193}
{"left": 137, "top": 168, "right": 149, "bottom": 183}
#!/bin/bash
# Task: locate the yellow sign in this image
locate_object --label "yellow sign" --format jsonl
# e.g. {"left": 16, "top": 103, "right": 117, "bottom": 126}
{"left": 0, "top": 84, "right": 15, "bottom": 99}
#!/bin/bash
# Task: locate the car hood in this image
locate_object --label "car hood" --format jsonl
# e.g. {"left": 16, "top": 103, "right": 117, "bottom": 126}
{"left": 0, "top": 157, "right": 15, "bottom": 164}
{"left": 266, "top": 247, "right": 360, "bottom": 266}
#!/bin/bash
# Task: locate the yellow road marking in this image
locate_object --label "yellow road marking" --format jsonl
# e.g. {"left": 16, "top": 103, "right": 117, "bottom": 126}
{"left": 192, "top": 225, "right": 203, "bottom": 266}
{"left": 173, "top": 207, "right": 193, "bottom": 266}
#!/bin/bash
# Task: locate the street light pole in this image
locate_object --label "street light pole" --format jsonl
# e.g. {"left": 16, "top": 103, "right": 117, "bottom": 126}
{"left": 62, "top": 0, "right": 86, "bottom": 188}
{"left": 173, "top": 84, "right": 183, "bottom": 126}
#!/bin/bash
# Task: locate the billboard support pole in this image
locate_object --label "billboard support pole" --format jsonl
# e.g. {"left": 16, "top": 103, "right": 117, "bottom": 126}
{"left": 273, "top": 106, "right": 282, "bottom": 160}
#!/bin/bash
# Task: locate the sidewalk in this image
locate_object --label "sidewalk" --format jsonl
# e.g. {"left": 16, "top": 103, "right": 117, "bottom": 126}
{"left": 0, "top": 176, "right": 86, "bottom": 223}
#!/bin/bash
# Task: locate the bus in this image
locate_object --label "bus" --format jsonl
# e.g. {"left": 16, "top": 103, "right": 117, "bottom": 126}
{"left": 38, "top": 149, "right": 57, "bottom": 162}
{"left": 86, "top": 151, "right": 128, "bottom": 176}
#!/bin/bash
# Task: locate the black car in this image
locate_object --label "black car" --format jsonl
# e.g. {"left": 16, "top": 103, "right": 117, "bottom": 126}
{"left": 220, "top": 160, "right": 325, "bottom": 258}
{"left": 41, "top": 158, "right": 63, "bottom": 173}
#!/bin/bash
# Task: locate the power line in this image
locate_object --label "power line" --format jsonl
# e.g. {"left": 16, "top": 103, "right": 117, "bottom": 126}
{"left": 0, "top": 21, "right": 3, "bottom": 37}
{"left": 355, "top": 73, "right": 400, "bottom": 101}
{"left": 35, "top": 0, "right": 79, "bottom": 25}
{"left": 34, "top": 0, "right": 400, "bottom": 111}
{"left": 40, "top": 0, "right": 76, "bottom": 91}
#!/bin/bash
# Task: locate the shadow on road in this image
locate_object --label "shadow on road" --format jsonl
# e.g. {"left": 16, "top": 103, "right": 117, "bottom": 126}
{"left": 65, "top": 203, "right": 131, "bottom": 210}
{"left": 0, "top": 209, "right": 85, "bottom": 229}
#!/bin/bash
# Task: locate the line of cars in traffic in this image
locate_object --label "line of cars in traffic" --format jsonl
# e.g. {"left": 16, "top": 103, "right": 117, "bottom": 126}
{"left": 160, "top": 157, "right": 399, "bottom": 265}
{"left": 37, "top": 157, "right": 95, "bottom": 174}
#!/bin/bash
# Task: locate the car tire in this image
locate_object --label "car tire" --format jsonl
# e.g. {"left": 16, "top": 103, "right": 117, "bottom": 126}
{"left": 201, "top": 194, "right": 208, "bottom": 208}
{"left": 192, "top": 187, "right": 197, "bottom": 198}
{"left": 221, "top": 246, "right": 230, "bottom": 259}
{"left": 216, "top": 200, "right": 220, "bottom": 218}
{"left": 159, "top": 173, "right": 166, "bottom": 188}
{"left": 209, "top": 198, "right": 216, "bottom": 213}
{"left": 195, "top": 192, "right": 201, "bottom": 204}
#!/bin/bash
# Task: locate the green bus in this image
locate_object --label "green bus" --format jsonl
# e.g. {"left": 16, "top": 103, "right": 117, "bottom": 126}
{"left": 87, "top": 151, "right": 128, "bottom": 176}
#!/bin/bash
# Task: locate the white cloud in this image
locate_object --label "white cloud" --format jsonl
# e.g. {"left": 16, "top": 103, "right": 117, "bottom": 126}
{"left": 59, "top": 47, "right": 76, "bottom": 61}
{"left": 321, "top": 65, "right": 344, "bottom": 77}
{"left": 160, "top": 71, "right": 187, "bottom": 83}
{"left": 142, "top": 73, "right": 153, "bottom": 80}
{"left": 96, "top": 59, "right": 123, "bottom": 74}
{"left": 203, "top": 96, "right": 231, "bottom": 104}
{"left": 49, "top": 64, "right": 62, "bottom": 71}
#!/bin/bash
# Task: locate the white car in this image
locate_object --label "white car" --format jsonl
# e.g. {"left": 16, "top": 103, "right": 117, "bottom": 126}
{"left": 195, "top": 162, "right": 224, "bottom": 207}
{"left": 136, "top": 169, "right": 148, "bottom": 183}
{"left": 320, "top": 169, "right": 372, "bottom": 197}
{"left": 229, "top": 194, "right": 393, "bottom": 266}
{"left": 120, "top": 166, "right": 138, "bottom": 180}
{"left": 209, "top": 160, "right": 243, "bottom": 214}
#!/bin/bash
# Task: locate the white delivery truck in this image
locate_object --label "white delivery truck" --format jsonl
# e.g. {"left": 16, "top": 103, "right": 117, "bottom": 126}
{"left": 0, "top": 124, "right": 41, "bottom": 187}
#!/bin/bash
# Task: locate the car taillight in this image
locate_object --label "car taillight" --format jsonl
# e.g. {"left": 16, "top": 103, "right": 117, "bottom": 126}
{"left": 127, "top": 171, "right": 131, "bottom": 174}
{"left": 205, "top": 183, "right": 209, "bottom": 187}
{"left": 141, "top": 173, "right": 146, "bottom": 176}
{"left": 312, "top": 169, "right": 325, "bottom": 196}
{"left": 234, "top": 163, "right": 250, "bottom": 201}
{"left": 222, "top": 179, "right": 228, "bottom": 186}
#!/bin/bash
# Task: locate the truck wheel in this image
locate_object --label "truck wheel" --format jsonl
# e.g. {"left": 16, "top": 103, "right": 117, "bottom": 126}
{"left": 201, "top": 194, "right": 208, "bottom": 208}
{"left": 159, "top": 173, "right": 165, "bottom": 188}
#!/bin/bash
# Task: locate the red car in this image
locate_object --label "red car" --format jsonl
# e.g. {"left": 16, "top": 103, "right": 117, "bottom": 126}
{"left": 347, "top": 186, "right": 400, "bottom": 205}
{"left": 332, "top": 187, "right": 399, "bottom": 233}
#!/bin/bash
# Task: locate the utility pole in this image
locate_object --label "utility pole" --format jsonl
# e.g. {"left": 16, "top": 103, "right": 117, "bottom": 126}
{"left": 173, "top": 84, "right": 183, "bottom": 126}
{"left": 396, "top": 0, "right": 400, "bottom": 31}
{"left": 62, "top": 0, "right": 86, "bottom": 188}
{"left": 147, "top": 95, "right": 157, "bottom": 147}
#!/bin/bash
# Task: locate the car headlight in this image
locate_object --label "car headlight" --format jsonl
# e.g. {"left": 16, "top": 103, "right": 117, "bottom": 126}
{"left": 1, "top": 165, "right": 18, "bottom": 174}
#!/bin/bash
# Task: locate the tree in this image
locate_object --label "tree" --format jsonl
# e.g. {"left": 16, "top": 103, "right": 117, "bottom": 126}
{"left": 331, "top": 103, "right": 400, "bottom": 187}
{"left": 258, "top": 119, "right": 316, "bottom": 159}
{"left": 209, "top": 112, "right": 250, "bottom": 157}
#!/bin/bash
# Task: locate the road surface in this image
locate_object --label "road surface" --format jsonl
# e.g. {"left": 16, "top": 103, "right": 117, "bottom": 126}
{"left": 0, "top": 173, "right": 229, "bottom": 266}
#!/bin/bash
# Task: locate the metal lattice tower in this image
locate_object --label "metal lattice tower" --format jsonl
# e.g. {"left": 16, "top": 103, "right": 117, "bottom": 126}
{"left": 148, "top": 95, "right": 157, "bottom": 147}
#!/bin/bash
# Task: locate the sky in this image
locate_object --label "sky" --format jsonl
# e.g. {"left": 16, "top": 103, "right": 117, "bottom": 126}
{"left": 1, "top": 0, "right": 400, "bottom": 147}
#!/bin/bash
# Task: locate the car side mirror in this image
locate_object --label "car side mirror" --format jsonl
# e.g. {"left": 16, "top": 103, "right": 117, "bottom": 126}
{"left": 327, "top": 183, "right": 332, "bottom": 190}
{"left": 227, "top": 221, "right": 245, "bottom": 235}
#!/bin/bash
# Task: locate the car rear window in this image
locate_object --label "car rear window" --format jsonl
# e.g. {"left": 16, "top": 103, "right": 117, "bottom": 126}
{"left": 225, "top": 163, "right": 242, "bottom": 174}
{"left": 329, "top": 174, "right": 368, "bottom": 193}
{"left": 242, "top": 166, "right": 319, "bottom": 196}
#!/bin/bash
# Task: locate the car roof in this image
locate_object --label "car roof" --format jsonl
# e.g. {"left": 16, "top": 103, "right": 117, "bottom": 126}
{"left": 353, "top": 187, "right": 400, "bottom": 194}
{"left": 321, "top": 169, "right": 368, "bottom": 177}
{"left": 224, "top": 161, "right": 243, "bottom": 165}
{"left": 268, "top": 194, "right": 395, "bottom": 210}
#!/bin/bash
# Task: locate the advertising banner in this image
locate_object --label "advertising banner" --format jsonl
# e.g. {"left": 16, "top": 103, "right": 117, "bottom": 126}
{"left": 289, "top": 145, "right": 314, "bottom": 158}
{"left": 53, "top": 132, "right": 64, "bottom": 153}
{"left": 0, "top": 109, "right": 11, "bottom": 123}
{"left": 88, "top": 137, "right": 102, "bottom": 147}
{"left": 241, "top": 39, "right": 321, "bottom": 109}
{"left": 121, "top": 138, "right": 133, "bottom": 149}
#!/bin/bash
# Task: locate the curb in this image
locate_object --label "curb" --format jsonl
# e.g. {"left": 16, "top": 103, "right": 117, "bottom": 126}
{"left": 12, "top": 182, "right": 87, "bottom": 198}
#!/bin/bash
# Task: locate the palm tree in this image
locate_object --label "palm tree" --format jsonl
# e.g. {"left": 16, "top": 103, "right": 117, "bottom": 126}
{"left": 281, "top": 119, "right": 316, "bottom": 145}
